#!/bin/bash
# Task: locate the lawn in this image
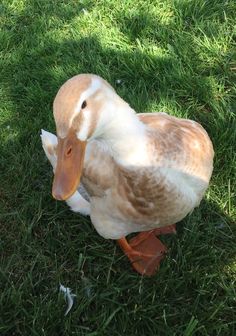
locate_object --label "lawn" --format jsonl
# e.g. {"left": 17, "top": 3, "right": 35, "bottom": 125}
{"left": 0, "top": 0, "right": 236, "bottom": 335}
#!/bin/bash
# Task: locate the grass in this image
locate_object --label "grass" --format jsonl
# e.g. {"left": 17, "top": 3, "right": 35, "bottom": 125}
{"left": 0, "top": 0, "right": 236, "bottom": 335}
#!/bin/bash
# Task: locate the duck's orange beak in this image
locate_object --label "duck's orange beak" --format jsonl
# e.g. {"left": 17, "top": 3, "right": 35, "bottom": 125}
{"left": 52, "top": 131, "right": 86, "bottom": 200}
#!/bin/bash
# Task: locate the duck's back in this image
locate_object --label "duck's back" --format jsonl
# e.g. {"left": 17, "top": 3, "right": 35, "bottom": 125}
{"left": 139, "top": 112, "right": 214, "bottom": 183}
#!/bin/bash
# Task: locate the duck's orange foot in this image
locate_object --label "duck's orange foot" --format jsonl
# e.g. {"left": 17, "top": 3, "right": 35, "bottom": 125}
{"left": 118, "top": 224, "right": 176, "bottom": 276}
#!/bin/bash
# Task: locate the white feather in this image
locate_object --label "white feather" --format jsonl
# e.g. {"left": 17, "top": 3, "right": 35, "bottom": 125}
{"left": 59, "top": 284, "right": 76, "bottom": 316}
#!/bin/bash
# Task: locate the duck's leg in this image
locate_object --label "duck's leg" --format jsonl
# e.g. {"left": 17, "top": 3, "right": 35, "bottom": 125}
{"left": 117, "top": 224, "right": 176, "bottom": 276}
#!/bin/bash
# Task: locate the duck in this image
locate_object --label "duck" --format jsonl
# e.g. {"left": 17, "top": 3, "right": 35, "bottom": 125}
{"left": 41, "top": 74, "right": 214, "bottom": 276}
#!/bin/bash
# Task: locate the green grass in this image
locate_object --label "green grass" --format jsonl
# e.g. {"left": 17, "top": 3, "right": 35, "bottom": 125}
{"left": 0, "top": 0, "right": 236, "bottom": 335}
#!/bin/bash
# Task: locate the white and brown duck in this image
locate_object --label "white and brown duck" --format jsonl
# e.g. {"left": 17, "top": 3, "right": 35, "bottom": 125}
{"left": 41, "top": 74, "right": 214, "bottom": 276}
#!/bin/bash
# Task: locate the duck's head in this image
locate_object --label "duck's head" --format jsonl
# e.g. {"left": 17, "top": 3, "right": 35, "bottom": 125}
{"left": 52, "top": 74, "right": 121, "bottom": 200}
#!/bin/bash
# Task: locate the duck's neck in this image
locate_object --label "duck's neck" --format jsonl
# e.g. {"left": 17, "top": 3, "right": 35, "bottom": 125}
{"left": 94, "top": 101, "right": 149, "bottom": 167}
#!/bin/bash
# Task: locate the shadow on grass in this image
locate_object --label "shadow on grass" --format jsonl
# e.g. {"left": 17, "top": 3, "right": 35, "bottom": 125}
{"left": 0, "top": 1, "right": 235, "bottom": 335}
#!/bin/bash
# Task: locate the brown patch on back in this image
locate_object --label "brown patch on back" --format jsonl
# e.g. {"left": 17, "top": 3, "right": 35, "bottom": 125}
{"left": 139, "top": 113, "right": 214, "bottom": 180}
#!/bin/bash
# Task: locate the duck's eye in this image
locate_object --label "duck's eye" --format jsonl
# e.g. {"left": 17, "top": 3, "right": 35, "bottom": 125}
{"left": 81, "top": 101, "right": 87, "bottom": 109}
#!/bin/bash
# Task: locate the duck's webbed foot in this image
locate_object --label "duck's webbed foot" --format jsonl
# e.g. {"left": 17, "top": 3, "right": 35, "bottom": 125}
{"left": 117, "top": 224, "right": 176, "bottom": 276}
